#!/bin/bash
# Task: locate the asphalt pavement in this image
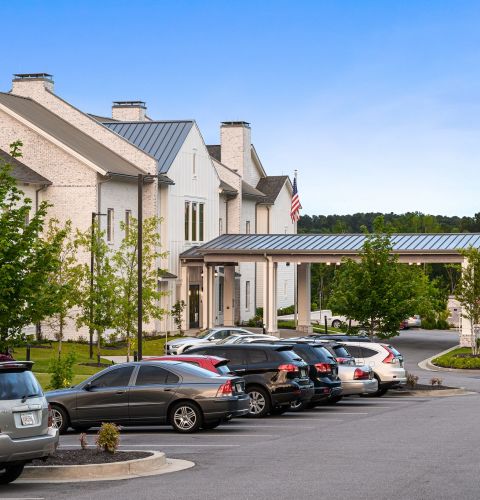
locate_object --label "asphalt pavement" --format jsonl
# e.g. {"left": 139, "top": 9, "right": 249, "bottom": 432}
{"left": 3, "top": 329, "right": 480, "bottom": 500}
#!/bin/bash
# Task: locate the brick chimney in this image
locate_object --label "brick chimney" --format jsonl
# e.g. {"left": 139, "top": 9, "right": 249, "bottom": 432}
{"left": 11, "top": 73, "right": 54, "bottom": 97}
{"left": 220, "top": 121, "right": 251, "bottom": 178}
{"left": 112, "top": 101, "right": 147, "bottom": 121}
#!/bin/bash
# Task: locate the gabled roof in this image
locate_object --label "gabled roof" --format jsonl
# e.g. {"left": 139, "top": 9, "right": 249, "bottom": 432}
{"left": 0, "top": 92, "right": 145, "bottom": 177}
{"left": 219, "top": 180, "right": 238, "bottom": 195}
{"left": 206, "top": 144, "right": 221, "bottom": 162}
{"left": 103, "top": 121, "right": 194, "bottom": 174}
{"left": 256, "top": 176, "right": 290, "bottom": 204}
{"left": 0, "top": 148, "right": 51, "bottom": 185}
{"left": 241, "top": 180, "right": 266, "bottom": 200}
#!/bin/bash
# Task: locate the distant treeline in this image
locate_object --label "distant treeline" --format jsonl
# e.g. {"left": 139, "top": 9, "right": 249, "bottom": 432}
{"left": 298, "top": 212, "right": 480, "bottom": 234}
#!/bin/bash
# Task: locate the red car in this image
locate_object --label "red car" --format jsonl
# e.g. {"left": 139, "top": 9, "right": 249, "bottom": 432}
{"left": 144, "top": 355, "right": 232, "bottom": 375}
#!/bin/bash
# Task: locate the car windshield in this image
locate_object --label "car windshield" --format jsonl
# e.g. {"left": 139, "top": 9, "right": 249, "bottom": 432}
{"left": 0, "top": 370, "right": 42, "bottom": 401}
{"left": 197, "top": 330, "right": 214, "bottom": 339}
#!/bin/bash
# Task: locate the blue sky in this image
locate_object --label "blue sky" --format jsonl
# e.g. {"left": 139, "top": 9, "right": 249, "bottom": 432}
{"left": 1, "top": 0, "right": 480, "bottom": 216}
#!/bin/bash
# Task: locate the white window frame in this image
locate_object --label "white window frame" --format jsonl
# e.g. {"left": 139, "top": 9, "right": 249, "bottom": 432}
{"left": 107, "top": 208, "right": 114, "bottom": 243}
{"left": 245, "top": 281, "right": 251, "bottom": 311}
{"left": 246, "top": 220, "right": 251, "bottom": 234}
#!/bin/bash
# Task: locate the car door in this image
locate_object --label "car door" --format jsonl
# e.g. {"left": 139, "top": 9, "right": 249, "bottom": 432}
{"left": 128, "top": 365, "right": 180, "bottom": 423}
{"left": 75, "top": 366, "right": 134, "bottom": 424}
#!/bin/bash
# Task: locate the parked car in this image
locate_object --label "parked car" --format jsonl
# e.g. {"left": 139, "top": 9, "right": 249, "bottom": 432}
{"left": 406, "top": 315, "right": 422, "bottom": 328}
{"left": 166, "top": 327, "right": 255, "bottom": 355}
{"left": 0, "top": 361, "right": 59, "bottom": 484}
{"left": 145, "top": 354, "right": 232, "bottom": 375}
{"left": 47, "top": 361, "right": 250, "bottom": 434}
{"left": 216, "top": 334, "right": 279, "bottom": 345}
{"left": 337, "top": 341, "right": 406, "bottom": 396}
{"left": 310, "top": 334, "right": 373, "bottom": 343}
{"left": 187, "top": 344, "right": 314, "bottom": 417}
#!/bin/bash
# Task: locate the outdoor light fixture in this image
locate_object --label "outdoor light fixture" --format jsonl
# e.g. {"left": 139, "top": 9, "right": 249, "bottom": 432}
{"left": 326, "top": 262, "right": 331, "bottom": 266}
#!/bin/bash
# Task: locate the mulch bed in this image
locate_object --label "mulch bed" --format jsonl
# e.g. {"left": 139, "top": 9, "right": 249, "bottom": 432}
{"left": 30, "top": 449, "right": 151, "bottom": 466}
{"left": 393, "top": 384, "right": 454, "bottom": 392}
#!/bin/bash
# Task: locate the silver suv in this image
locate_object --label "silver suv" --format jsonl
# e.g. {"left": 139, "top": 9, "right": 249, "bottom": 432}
{"left": 0, "top": 361, "right": 59, "bottom": 484}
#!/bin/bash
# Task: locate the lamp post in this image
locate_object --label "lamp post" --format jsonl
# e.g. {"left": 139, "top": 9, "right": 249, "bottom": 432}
{"left": 89, "top": 211, "right": 106, "bottom": 359}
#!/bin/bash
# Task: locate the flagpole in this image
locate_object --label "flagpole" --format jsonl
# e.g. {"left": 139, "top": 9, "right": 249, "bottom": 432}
{"left": 293, "top": 170, "right": 298, "bottom": 331}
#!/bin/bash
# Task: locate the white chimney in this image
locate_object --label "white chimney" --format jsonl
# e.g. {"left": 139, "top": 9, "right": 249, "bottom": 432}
{"left": 220, "top": 121, "right": 251, "bottom": 178}
{"left": 112, "top": 101, "right": 147, "bottom": 121}
{"left": 11, "top": 73, "right": 54, "bottom": 97}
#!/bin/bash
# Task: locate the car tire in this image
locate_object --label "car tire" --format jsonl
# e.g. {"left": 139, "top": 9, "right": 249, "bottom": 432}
{"left": 332, "top": 320, "right": 342, "bottom": 328}
{"left": 289, "top": 400, "right": 307, "bottom": 412}
{"left": 51, "top": 404, "right": 69, "bottom": 434}
{"left": 246, "top": 386, "right": 271, "bottom": 418}
{"left": 202, "top": 420, "right": 222, "bottom": 430}
{"left": 0, "top": 463, "right": 25, "bottom": 484}
{"left": 170, "top": 402, "right": 203, "bottom": 433}
{"left": 327, "top": 395, "right": 343, "bottom": 404}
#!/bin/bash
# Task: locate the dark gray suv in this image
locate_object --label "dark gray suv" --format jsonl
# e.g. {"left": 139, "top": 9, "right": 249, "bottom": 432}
{"left": 0, "top": 361, "right": 59, "bottom": 484}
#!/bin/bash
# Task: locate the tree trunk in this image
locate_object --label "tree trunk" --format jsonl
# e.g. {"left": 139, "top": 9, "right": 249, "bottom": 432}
{"left": 58, "top": 317, "right": 63, "bottom": 357}
{"left": 470, "top": 318, "right": 476, "bottom": 356}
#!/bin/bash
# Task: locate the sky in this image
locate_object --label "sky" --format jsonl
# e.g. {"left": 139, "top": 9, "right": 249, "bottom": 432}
{"left": 1, "top": 0, "right": 480, "bottom": 216}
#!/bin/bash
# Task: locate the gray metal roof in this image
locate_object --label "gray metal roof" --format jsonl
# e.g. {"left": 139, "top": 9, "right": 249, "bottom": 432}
{"left": 103, "top": 121, "right": 194, "bottom": 174}
{"left": 0, "top": 92, "right": 145, "bottom": 177}
{"left": 194, "top": 233, "right": 480, "bottom": 254}
{"left": 0, "top": 149, "right": 51, "bottom": 185}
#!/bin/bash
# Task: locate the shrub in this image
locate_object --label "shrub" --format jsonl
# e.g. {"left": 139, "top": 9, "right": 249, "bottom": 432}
{"left": 79, "top": 433, "right": 88, "bottom": 450}
{"left": 171, "top": 300, "right": 186, "bottom": 335}
{"left": 430, "top": 377, "right": 443, "bottom": 387}
{"left": 48, "top": 352, "right": 76, "bottom": 389}
{"left": 96, "top": 423, "right": 120, "bottom": 453}
{"left": 406, "top": 372, "right": 419, "bottom": 389}
{"left": 277, "top": 305, "right": 295, "bottom": 316}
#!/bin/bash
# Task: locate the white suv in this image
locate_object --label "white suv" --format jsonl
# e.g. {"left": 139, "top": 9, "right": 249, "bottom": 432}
{"left": 339, "top": 341, "right": 406, "bottom": 396}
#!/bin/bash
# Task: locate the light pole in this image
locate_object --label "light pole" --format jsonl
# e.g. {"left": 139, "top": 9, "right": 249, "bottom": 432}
{"left": 89, "top": 211, "right": 106, "bottom": 359}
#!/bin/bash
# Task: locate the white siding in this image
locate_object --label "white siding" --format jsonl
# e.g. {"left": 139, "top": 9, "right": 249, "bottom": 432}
{"left": 239, "top": 199, "right": 257, "bottom": 322}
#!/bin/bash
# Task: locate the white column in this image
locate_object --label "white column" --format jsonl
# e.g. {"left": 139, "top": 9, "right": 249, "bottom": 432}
{"left": 223, "top": 266, "right": 235, "bottom": 326}
{"left": 263, "top": 259, "right": 279, "bottom": 336}
{"left": 297, "top": 263, "right": 312, "bottom": 334}
{"left": 460, "top": 257, "right": 472, "bottom": 347}
{"left": 201, "top": 264, "right": 209, "bottom": 330}
{"left": 207, "top": 266, "right": 215, "bottom": 329}
{"left": 180, "top": 265, "right": 189, "bottom": 332}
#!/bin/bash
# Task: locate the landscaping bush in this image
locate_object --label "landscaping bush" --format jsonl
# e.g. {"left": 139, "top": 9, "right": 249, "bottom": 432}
{"left": 432, "top": 348, "right": 480, "bottom": 369}
{"left": 96, "top": 423, "right": 120, "bottom": 453}
{"left": 405, "top": 372, "right": 419, "bottom": 389}
{"left": 277, "top": 305, "right": 295, "bottom": 316}
{"left": 48, "top": 352, "right": 76, "bottom": 389}
{"left": 79, "top": 433, "right": 88, "bottom": 450}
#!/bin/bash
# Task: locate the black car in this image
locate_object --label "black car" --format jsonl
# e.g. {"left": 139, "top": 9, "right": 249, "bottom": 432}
{"left": 46, "top": 361, "right": 250, "bottom": 434}
{"left": 272, "top": 341, "right": 342, "bottom": 409}
{"left": 187, "top": 344, "right": 314, "bottom": 417}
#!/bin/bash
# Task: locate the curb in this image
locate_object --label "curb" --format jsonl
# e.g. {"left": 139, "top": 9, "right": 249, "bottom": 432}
{"left": 387, "top": 387, "right": 474, "bottom": 397}
{"left": 418, "top": 345, "right": 480, "bottom": 376}
{"left": 18, "top": 451, "right": 195, "bottom": 483}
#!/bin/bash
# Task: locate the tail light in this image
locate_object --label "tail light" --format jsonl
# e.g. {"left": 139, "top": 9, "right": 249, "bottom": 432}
{"left": 315, "top": 363, "right": 333, "bottom": 374}
{"left": 382, "top": 346, "right": 398, "bottom": 364}
{"left": 278, "top": 364, "right": 299, "bottom": 373}
{"left": 216, "top": 380, "right": 233, "bottom": 397}
{"left": 336, "top": 357, "right": 351, "bottom": 365}
{"left": 48, "top": 404, "right": 53, "bottom": 427}
{"left": 354, "top": 368, "right": 370, "bottom": 380}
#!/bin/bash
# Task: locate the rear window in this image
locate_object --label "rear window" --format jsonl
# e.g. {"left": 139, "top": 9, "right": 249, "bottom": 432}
{"left": 332, "top": 346, "right": 352, "bottom": 358}
{"left": 216, "top": 365, "right": 231, "bottom": 375}
{"left": 170, "top": 362, "right": 221, "bottom": 378}
{"left": 0, "top": 370, "right": 42, "bottom": 400}
{"left": 246, "top": 349, "right": 269, "bottom": 364}
{"left": 279, "top": 349, "right": 304, "bottom": 362}
{"left": 310, "top": 346, "right": 336, "bottom": 362}
{"left": 347, "top": 346, "right": 378, "bottom": 358}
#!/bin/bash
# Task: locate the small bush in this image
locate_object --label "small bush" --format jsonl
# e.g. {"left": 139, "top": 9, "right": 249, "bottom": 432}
{"left": 406, "top": 372, "right": 419, "bottom": 389}
{"left": 48, "top": 352, "right": 76, "bottom": 389}
{"left": 277, "top": 305, "right": 295, "bottom": 316}
{"left": 96, "top": 423, "right": 120, "bottom": 453}
{"left": 430, "top": 377, "right": 443, "bottom": 387}
{"left": 79, "top": 433, "right": 88, "bottom": 450}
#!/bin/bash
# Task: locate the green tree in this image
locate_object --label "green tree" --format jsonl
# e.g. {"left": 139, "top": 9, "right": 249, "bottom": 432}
{"left": 455, "top": 247, "right": 480, "bottom": 355}
{"left": 0, "top": 142, "right": 66, "bottom": 351}
{"left": 75, "top": 222, "right": 116, "bottom": 361}
{"left": 329, "top": 217, "right": 436, "bottom": 339}
{"left": 112, "top": 217, "right": 168, "bottom": 360}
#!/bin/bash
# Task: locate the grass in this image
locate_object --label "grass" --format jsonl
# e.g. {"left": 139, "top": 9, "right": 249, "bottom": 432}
{"left": 277, "top": 319, "right": 343, "bottom": 334}
{"left": 432, "top": 347, "right": 480, "bottom": 369}
{"left": 10, "top": 334, "right": 181, "bottom": 389}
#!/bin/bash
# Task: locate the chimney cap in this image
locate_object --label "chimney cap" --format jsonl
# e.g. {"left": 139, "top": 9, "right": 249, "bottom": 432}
{"left": 112, "top": 100, "right": 146, "bottom": 109}
{"left": 13, "top": 73, "right": 53, "bottom": 81}
{"left": 221, "top": 121, "right": 250, "bottom": 128}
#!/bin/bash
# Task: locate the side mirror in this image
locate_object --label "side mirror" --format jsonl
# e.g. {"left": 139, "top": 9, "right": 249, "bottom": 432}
{"left": 84, "top": 382, "right": 93, "bottom": 391}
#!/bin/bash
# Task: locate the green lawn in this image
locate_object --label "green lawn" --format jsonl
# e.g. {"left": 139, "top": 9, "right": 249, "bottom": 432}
{"left": 277, "top": 319, "right": 343, "bottom": 334}
{"left": 10, "top": 335, "right": 181, "bottom": 389}
{"left": 432, "top": 347, "right": 480, "bottom": 369}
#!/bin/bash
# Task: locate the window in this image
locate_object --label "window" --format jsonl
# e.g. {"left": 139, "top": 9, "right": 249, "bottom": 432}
{"left": 283, "top": 280, "right": 288, "bottom": 297}
{"left": 218, "top": 280, "right": 224, "bottom": 312}
{"left": 246, "top": 220, "right": 251, "bottom": 234}
{"left": 107, "top": 208, "right": 114, "bottom": 242}
{"left": 184, "top": 202, "right": 190, "bottom": 241}
{"left": 213, "top": 349, "right": 245, "bottom": 365}
{"left": 125, "top": 210, "right": 131, "bottom": 238}
{"left": 91, "top": 366, "right": 134, "bottom": 388}
{"left": 135, "top": 366, "right": 179, "bottom": 386}
{"left": 191, "top": 203, "right": 197, "bottom": 241}
{"left": 192, "top": 148, "right": 197, "bottom": 177}
{"left": 0, "top": 370, "right": 42, "bottom": 401}
{"left": 219, "top": 218, "right": 223, "bottom": 235}
{"left": 199, "top": 203, "right": 204, "bottom": 241}
{"left": 246, "top": 349, "right": 268, "bottom": 364}
{"left": 245, "top": 281, "right": 251, "bottom": 311}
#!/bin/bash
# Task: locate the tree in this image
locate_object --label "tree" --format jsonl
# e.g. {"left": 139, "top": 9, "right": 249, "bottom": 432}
{"left": 329, "top": 217, "right": 436, "bottom": 339}
{"left": 75, "top": 222, "right": 116, "bottom": 362}
{"left": 44, "top": 220, "right": 82, "bottom": 356}
{"left": 0, "top": 142, "right": 66, "bottom": 351}
{"left": 112, "top": 217, "right": 168, "bottom": 360}
{"left": 455, "top": 247, "right": 480, "bottom": 355}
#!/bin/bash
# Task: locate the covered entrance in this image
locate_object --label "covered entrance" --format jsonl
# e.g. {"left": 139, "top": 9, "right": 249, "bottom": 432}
{"left": 188, "top": 284, "right": 200, "bottom": 329}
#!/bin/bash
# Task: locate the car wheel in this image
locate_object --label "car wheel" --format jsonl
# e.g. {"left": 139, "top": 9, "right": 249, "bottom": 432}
{"left": 332, "top": 320, "right": 342, "bottom": 328}
{"left": 50, "top": 404, "right": 69, "bottom": 434}
{"left": 289, "top": 400, "right": 307, "bottom": 412}
{"left": 170, "top": 402, "right": 203, "bottom": 433}
{"left": 202, "top": 420, "right": 221, "bottom": 430}
{"left": 246, "top": 387, "right": 271, "bottom": 418}
{"left": 0, "top": 463, "right": 25, "bottom": 484}
{"left": 327, "top": 395, "right": 343, "bottom": 404}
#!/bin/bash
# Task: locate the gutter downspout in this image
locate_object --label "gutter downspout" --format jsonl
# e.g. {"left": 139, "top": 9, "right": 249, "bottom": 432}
{"left": 35, "top": 184, "right": 49, "bottom": 212}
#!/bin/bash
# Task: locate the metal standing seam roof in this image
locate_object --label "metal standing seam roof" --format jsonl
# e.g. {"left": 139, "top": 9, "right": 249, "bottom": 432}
{"left": 103, "top": 121, "right": 194, "bottom": 174}
{"left": 191, "top": 233, "right": 480, "bottom": 254}
{"left": 0, "top": 92, "right": 146, "bottom": 177}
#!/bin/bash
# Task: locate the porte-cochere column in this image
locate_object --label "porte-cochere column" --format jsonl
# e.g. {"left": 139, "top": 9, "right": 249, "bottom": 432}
{"left": 297, "top": 263, "right": 313, "bottom": 334}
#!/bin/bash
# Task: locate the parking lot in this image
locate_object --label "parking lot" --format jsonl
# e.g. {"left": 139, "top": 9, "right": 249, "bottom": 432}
{"left": 4, "top": 330, "right": 480, "bottom": 500}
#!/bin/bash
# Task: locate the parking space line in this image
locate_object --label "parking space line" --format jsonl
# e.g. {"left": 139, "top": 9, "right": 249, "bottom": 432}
{"left": 307, "top": 411, "right": 368, "bottom": 415}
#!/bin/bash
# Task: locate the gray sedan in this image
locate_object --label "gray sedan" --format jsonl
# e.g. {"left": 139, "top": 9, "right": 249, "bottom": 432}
{"left": 46, "top": 361, "right": 250, "bottom": 434}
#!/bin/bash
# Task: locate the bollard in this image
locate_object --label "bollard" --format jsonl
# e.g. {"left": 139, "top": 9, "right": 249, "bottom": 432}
{"left": 262, "top": 324, "right": 266, "bottom": 335}
{"left": 133, "top": 350, "right": 138, "bottom": 362}
{"left": 324, "top": 315, "right": 328, "bottom": 334}
{"left": 26, "top": 344, "right": 31, "bottom": 361}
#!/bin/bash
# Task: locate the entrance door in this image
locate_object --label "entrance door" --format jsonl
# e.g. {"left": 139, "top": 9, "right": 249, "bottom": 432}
{"left": 189, "top": 284, "right": 200, "bottom": 328}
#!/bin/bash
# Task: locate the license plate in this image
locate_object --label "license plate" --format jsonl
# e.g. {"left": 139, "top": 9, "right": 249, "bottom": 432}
{"left": 301, "top": 368, "right": 307, "bottom": 377}
{"left": 21, "top": 412, "right": 35, "bottom": 426}
{"left": 235, "top": 383, "right": 243, "bottom": 393}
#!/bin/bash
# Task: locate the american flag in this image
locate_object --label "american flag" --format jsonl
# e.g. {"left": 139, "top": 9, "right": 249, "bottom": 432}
{"left": 290, "top": 175, "right": 302, "bottom": 223}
